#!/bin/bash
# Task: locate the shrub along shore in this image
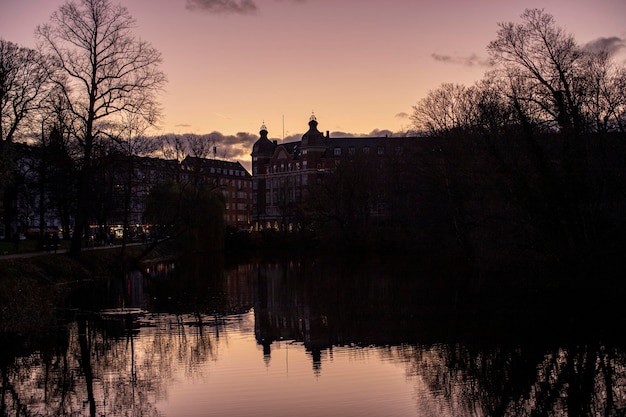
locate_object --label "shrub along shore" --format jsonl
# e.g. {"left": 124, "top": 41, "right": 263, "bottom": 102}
{"left": 2, "top": 233, "right": 625, "bottom": 338}
{"left": 0, "top": 245, "right": 151, "bottom": 335}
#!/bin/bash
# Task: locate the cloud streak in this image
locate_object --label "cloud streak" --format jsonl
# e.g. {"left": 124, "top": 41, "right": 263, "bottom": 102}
{"left": 583, "top": 36, "right": 625, "bottom": 55}
{"left": 185, "top": 0, "right": 257, "bottom": 15}
{"left": 185, "top": 0, "right": 305, "bottom": 15}
{"left": 431, "top": 53, "right": 491, "bottom": 68}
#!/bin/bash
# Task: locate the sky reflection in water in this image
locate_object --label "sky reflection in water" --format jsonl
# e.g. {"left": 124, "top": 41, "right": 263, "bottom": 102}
{"left": 2, "top": 254, "right": 626, "bottom": 416}
{"left": 152, "top": 311, "right": 418, "bottom": 417}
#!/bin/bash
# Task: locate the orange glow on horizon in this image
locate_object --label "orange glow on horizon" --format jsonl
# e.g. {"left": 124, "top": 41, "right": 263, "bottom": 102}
{"left": 2, "top": 0, "right": 625, "bottom": 142}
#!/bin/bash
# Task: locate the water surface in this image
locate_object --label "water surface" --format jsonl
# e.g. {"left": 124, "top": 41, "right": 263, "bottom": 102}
{"left": 1, "top": 254, "right": 625, "bottom": 416}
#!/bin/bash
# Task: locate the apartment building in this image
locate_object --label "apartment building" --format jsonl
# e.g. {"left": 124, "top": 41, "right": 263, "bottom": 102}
{"left": 251, "top": 114, "right": 421, "bottom": 231}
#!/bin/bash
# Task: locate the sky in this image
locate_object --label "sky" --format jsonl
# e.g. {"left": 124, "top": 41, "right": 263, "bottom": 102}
{"left": 2, "top": 0, "right": 626, "bottom": 146}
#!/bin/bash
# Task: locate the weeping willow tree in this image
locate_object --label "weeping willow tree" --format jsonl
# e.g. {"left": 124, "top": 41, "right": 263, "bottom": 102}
{"left": 144, "top": 182, "right": 226, "bottom": 253}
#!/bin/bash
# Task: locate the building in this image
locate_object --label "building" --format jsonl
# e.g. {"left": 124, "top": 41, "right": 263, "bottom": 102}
{"left": 251, "top": 114, "right": 421, "bottom": 231}
{"left": 102, "top": 154, "right": 252, "bottom": 236}
{"left": 180, "top": 156, "right": 253, "bottom": 229}
{"left": 8, "top": 146, "right": 252, "bottom": 240}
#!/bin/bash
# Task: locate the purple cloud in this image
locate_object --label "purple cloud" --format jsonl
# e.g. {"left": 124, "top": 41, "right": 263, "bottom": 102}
{"left": 185, "top": 0, "right": 258, "bottom": 15}
{"left": 185, "top": 0, "right": 305, "bottom": 15}
{"left": 583, "top": 37, "right": 625, "bottom": 55}
{"left": 431, "top": 52, "right": 491, "bottom": 67}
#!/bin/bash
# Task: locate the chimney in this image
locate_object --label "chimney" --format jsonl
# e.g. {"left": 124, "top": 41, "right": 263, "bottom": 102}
{"left": 326, "top": 130, "right": 329, "bottom": 138}
{"left": 273, "top": 140, "right": 277, "bottom": 145}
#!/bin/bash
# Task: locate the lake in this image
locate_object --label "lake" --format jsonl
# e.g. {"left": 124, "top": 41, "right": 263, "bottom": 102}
{"left": 1, "top": 253, "right": 625, "bottom": 416}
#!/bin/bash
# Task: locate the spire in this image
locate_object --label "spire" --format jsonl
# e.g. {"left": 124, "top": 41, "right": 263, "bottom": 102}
{"left": 302, "top": 112, "right": 325, "bottom": 147}
{"left": 252, "top": 121, "right": 275, "bottom": 156}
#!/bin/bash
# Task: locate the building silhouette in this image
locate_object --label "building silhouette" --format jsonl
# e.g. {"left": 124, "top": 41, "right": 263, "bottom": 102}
{"left": 180, "top": 156, "right": 252, "bottom": 229}
{"left": 251, "top": 114, "right": 421, "bottom": 231}
{"left": 7, "top": 146, "right": 252, "bottom": 240}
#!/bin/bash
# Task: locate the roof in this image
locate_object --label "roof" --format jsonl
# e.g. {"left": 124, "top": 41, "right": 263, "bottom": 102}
{"left": 181, "top": 156, "right": 251, "bottom": 177}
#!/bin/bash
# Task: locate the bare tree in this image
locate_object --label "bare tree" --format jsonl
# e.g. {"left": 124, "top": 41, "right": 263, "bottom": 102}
{"left": 186, "top": 133, "right": 217, "bottom": 159}
{"left": 114, "top": 110, "right": 156, "bottom": 254}
{"left": 0, "top": 40, "right": 50, "bottom": 240}
{"left": 0, "top": 40, "right": 50, "bottom": 144}
{"left": 411, "top": 83, "right": 475, "bottom": 135}
{"left": 411, "top": 76, "right": 523, "bottom": 141}
{"left": 36, "top": 0, "right": 166, "bottom": 255}
{"left": 579, "top": 48, "right": 626, "bottom": 133}
{"left": 487, "top": 9, "right": 585, "bottom": 135}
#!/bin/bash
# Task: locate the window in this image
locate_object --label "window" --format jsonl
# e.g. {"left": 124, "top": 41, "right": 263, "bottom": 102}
{"left": 334, "top": 147, "right": 341, "bottom": 156}
{"left": 377, "top": 146, "right": 385, "bottom": 155}
{"left": 395, "top": 146, "right": 403, "bottom": 156}
{"left": 348, "top": 146, "right": 355, "bottom": 155}
{"left": 363, "top": 146, "right": 370, "bottom": 154}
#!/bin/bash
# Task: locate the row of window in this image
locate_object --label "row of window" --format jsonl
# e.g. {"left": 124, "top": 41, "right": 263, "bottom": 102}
{"left": 332, "top": 145, "right": 403, "bottom": 156}
{"left": 223, "top": 191, "right": 250, "bottom": 199}
{"left": 183, "top": 166, "right": 247, "bottom": 176}
{"left": 219, "top": 178, "right": 250, "bottom": 188}
{"left": 265, "top": 189, "right": 303, "bottom": 204}
{"left": 254, "top": 145, "right": 406, "bottom": 175}
{"left": 252, "top": 175, "right": 310, "bottom": 190}
{"left": 225, "top": 203, "right": 249, "bottom": 210}
{"left": 137, "top": 167, "right": 248, "bottom": 178}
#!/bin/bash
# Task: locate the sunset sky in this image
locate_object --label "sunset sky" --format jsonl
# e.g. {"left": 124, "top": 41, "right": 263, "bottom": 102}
{"left": 2, "top": 0, "right": 625, "bottom": 143}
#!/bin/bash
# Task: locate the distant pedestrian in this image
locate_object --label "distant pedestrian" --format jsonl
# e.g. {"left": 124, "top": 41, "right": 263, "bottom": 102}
{"left": 51, "top": 232, "right": 60, "bottom": 253}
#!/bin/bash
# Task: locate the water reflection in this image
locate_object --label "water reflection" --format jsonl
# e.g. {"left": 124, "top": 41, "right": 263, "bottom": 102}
{"left": 1, "top": 254, "right": 626, "bottom": 416}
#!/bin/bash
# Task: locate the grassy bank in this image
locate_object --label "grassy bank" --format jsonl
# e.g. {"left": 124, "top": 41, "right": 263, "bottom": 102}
{"left": 0, "top": 238, "right": 72, "bottom": 256}
{"left": 0, "top": 245, "right": 148, "bottom": 335}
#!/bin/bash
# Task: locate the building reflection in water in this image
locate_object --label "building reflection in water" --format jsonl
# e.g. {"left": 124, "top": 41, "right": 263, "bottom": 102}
{"left": 2, "top": 253, "right": 626, "bottom": 416}
{"left": 223, "top": 254, "right": 626, "bottom": 415}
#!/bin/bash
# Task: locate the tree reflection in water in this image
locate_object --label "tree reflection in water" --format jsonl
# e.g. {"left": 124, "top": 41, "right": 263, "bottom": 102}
{"left": 400, "top": 342, "right": 626, "bottom": 417}
{"left": 1, "top": 254, "right": 625, "bottom": 416}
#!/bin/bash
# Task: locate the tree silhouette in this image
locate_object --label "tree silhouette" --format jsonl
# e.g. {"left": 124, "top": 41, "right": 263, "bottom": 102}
{"left": 36, "top": 0, "right": 166, "bottom": 256}
{"left": 0, "top": 40, "right": 50, "bottom": 241}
